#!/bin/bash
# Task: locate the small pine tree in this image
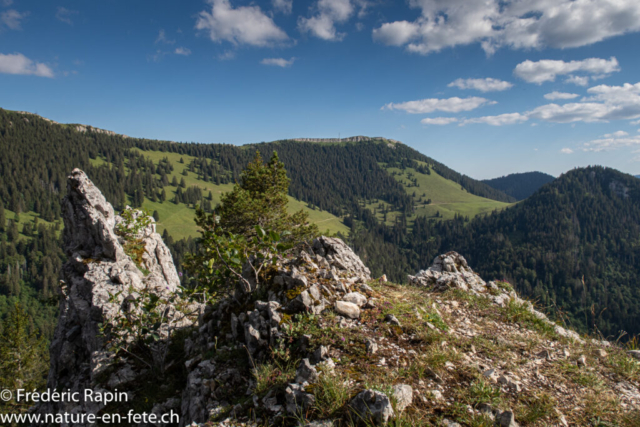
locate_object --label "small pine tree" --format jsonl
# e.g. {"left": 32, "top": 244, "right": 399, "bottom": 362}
{"left": 152, "top": 210, "right": 160, "bottom": 222}
{"left": 171, "top": 176, "right": 178, "bottom": 186}
{"left": 179, "top": 177, "right": 186, "bottom": 188}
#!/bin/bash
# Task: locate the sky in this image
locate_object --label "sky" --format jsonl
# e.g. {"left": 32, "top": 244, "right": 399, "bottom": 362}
{"left": 2, "top": 0, "right": 640, "bottom": 179}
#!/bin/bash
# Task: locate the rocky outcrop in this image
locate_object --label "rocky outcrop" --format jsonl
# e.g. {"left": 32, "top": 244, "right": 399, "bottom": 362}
{"left": 40, "top": 169, "right": 195, "bottom": 424}
{"left": 180, "top": 235, "right": 373, "bottom": 425}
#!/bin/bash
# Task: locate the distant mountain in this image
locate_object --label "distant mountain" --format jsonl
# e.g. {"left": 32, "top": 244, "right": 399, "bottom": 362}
{"left": 483, "top": 171, "right": 555, "bottom": 200}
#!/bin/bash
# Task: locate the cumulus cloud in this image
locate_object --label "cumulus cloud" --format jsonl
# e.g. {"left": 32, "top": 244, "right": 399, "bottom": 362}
{"left": 448, "top": 78, "right": 513, "bottom": 92}
{"left": 420, "top": 117, "right": 458, "bottom": 125}
{"left": 461, "top": 112, "right": 528, "bottom": 126}
{"left": 584, "top": 133, "right": 640, "bottom": 152}
{"left": 174, "top": 47, "right": 191, "bottom": 56}
{"left": 372, "top": 0, "right": 640, "bottom": 55}
{"left": 544, "top": 91, "right": 579, "bottom": 100}
{"left": 55, "top": 7, "right": 78, "bottom": 25}
{"left": 560, "top": 148, "right": 574, "bottom": 154}
{"left": 298, "top": 0, "right": 353, "bottom": 41}
{"left": 604, "top": 130, "right": 629, "bottom": 138}
{"left": 0, "top": 52, "right": 53, "bottom": 77}
{"left": 631, "top": 119, "right": 640, "bottom": 125}
{"left": 272, "top": 0, "right": 293, "bottom": 14}
{"left": 383, "top": 96, "right": 495, "bottom": 114}
{"left": 565, "top": 75, "right": 590, "bottom": 86}
{"left": 514, "top": 57, "right": 619, "bottom": 84}
{"left": 196, "top": 0, "right": 288, "bottom": 47}
{"left": 1, "top": 9, "right": 28, "bottom": 30}
{"left": 261, "top": 57, "right": 295, "bottom": 67}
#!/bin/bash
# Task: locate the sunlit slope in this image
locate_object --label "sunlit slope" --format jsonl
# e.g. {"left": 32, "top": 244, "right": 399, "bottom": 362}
{"left": 367, "top": 161, "right": 513, "bottom": 224}
{"left": 128, "top": 149, "right": 349, "bottom": 239}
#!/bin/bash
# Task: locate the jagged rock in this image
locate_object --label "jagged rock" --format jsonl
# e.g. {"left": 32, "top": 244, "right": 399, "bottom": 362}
{"left": 349, "top": 390, "right": 394, "bottom": 425}
{"left": 312, "top": 236, "right": 371, "bottom": 280}
{"left": 366, "top": 339, "right": 378, "bottom": 355}
{"left": 385, "top": 314, "right": 401, "bottom": 326}
{"left": 289, "top": 290, "right": 314, "bottom": 312}
{"left": 495, "top": 410, "right": 519, "bottom": 427}
{"left": 312, "top": 345, "right": 330, "bottom": 364}
{"left": 40, "top": 169, "right": 197, "bottom": 421}
{"left": 409, "top": 252, "right": 487, "bottom": 293}
{"left": 335, "top": 301, "right": 360, "bottom": 319}
{"left": 295, "top": 359, "right": 319, "bottom": 384}
{"left": 392, "top": 384, "right": 413, "bottom": 412}
{"left": 343, "top": 292, "right": 367, "bottom": 307}
{"left": 286, "top": 383, "right": 315, "bottom": 414}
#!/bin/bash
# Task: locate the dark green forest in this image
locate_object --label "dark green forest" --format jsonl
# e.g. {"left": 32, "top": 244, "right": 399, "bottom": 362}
{"left": 1, "top": 108, "right": 639, "bottom": 350}
{"left": 483, "top": 171, "right": 556, "bottom": 201}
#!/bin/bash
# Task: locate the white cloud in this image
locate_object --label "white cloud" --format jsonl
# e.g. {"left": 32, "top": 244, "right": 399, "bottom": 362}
{"left": 461, "top": 112, "right": 528, "bottom": 126}
{"left": 420, "top": 117, "right": 458, "bottom": 125}
{"left": 0, "top": 52, "right": 53, "bottom": 77}
{"left": 584, "top": 133, "right": 640, "bottom": 152}
{"left": 604, "top": 130, "right": 629, "bottom": 138}
{"left": 514, "top": 57, "right": 619, "bottom": 84}
{"left": 1, "top": 0, "right": 13, "bottom": 6}
{"left": 372, "top": 1, "right": 640, "bottom": 55}
{"left": 55, "top": 7, "right": 78, "bottom": 25}
{"left": 565, "top": 75, "right": 590, "bottom": 86}
{"left": 196, "top": 0, "right": 288, "bottom": 47}
{"left": 1, "top": 9, "right": 27, "bottom": 30}
{"left": 298, "top": 0, "right": 353, "bottom": 41}
{"left": 272, "top": 0, "right": 293, "bottom": 14}
{"left": 524, "top": 82, "right": 640, "bottom": 123}
{"left": 174, "top": 47, "right": 191, "bottom": 56}
{"left": 261, "top": 57, "right": 295, "bottom": 67}
{"left": 156, "top": 29, "right": 175, "bottom": 45}
{"left": 383, "top": 96, "right": 495, "bottom": 114}
{"left": 560, "top": 148, "right": 574, "bottom": 154}
{"left": 448, "top": 78, "right": 513, "bottom": 92}
{"left": 631, "top": 119, "right": 640, "bottom": 125}
{"left": 544, "top": 91, "right": 579, "bottom": 100}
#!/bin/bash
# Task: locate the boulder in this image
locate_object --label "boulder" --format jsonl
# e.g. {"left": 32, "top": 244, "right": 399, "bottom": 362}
{"left": 349, "top": 389, "right": 394, "bottom": 425}
{"left": 335, "top": 301, "right": 360, "bottom": 319}
{"left": 392, "top": 384, "right": 413, "bottom": 412}
{"left": 343, "top": 292, "right": 367, "bottom": 307}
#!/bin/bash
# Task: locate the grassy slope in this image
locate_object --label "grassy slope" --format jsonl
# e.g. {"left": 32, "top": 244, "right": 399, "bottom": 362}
{"left": 129, "top": 149, "right": 349, "bottom": 240}
{"left": 367, "top": 161, "right": 513, "bottom": 225}
{"left": 3, "top": 208, "right": 58, "bottom": 239}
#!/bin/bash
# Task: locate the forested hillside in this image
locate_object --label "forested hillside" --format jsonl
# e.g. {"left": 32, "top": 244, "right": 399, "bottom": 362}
{"left": 483, "top": 171, "right": 556, "bottom": 201}
{"left": 0, "top": 108, "right": 512, "bottom": 342}
{"left": 407, "top": 167, "right": 640, "bottom": 337}
{"left": 2, "top": 108, "right": 639, "bottom": 342}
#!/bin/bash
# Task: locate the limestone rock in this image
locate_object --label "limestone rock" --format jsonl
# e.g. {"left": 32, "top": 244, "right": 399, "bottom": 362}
{"left": 295, "top": 359, "right": 319, "bottom": 384}
{"left": 350, "top": 389, "right": 394, "bottom": 425}
{"left": 392, "top": 384, "right": 413, "bottom": 412}
{"left": 343, "top": 292, "right": 367, "bottom": 307}
{"left": 312, "top": 236, "right": 371, "bottom": 280}
{"left": 40, "top": 169, "right": 197, "bottom": 420}
{"left": 335, "top": 301, "right": 360, "bottom": 319}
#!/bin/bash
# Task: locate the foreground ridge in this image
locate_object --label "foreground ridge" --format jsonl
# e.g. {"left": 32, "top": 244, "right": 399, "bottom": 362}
{"left": 42, "top": 171, "right": 640, "bottom": 426}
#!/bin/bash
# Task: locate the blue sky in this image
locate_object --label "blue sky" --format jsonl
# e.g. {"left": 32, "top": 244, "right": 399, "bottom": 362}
{"left": 2, "top": 0, "right": 640, "bottom": 179}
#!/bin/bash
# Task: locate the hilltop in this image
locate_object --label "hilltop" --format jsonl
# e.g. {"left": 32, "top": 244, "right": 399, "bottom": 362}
{"left": 41, "top": 172, "right": 640, "bottom": 426}
{"left": 482, "top": 172, "right": 556, "bottom": 201}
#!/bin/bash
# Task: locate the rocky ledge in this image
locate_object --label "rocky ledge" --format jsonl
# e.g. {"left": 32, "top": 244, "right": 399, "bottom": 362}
{"left": 41, "top": 170, "right": 640, "bottom": 427}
